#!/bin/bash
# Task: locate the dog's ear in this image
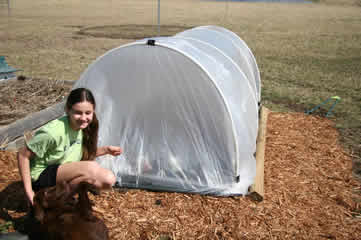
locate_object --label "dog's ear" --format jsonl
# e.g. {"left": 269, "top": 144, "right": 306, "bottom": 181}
{"left": 33, "top": 196, "right": 45, "bottom": 223}
{"left": 56, "top": 181, "right": 70, "bottom": 199}
{"left": 33, "top": 189, "right": 50, "bottom": 209}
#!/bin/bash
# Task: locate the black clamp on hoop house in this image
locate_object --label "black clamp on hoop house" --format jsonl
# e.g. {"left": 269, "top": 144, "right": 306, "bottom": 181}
{"left": 147, "top": 39, "right": 156, "bottom": 46}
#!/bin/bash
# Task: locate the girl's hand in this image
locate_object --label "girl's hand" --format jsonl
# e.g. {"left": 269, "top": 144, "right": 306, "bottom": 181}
{"left": 107, "top": 146, "right": 122, "bottom": 156}
{"left": 27, "top": 190, "right": 35, "bottom": 206}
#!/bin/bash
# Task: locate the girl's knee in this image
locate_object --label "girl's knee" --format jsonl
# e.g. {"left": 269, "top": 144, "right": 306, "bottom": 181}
{"left": 103, "top": 171, "right": 116, "bottom": 188}
{"left": 86, "top": 162, "right": 116, "bottom": 187}
{"left": 85, "top": 161, "right": 100, "bottom": 177}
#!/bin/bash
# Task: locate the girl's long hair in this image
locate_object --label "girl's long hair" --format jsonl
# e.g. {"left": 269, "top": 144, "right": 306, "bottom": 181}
{"left": 66, "top": 88, "right": 98, "bottom": 160}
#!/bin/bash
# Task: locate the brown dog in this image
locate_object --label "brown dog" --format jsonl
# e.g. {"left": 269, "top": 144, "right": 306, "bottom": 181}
{"left": 32, "top": 181, "right": 109, "bottom": 240}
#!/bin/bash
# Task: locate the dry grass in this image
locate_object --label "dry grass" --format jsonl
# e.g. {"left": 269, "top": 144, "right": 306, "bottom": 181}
{"left": 0, "top": 0, "right": 359, "bottom": 80}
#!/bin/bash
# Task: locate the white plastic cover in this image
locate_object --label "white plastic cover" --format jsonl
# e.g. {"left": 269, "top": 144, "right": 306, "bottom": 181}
{"left": 73, "top": 26, "right": 260, "bottom": 196}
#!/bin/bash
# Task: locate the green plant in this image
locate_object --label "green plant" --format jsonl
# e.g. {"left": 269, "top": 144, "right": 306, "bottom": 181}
{"left": 0, "top": 221, "right": 13, "bottom": 233}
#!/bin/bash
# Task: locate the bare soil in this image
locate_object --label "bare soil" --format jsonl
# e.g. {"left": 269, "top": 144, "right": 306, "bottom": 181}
{"left": 77, "top": 25, "right": 193, "bottom": 40}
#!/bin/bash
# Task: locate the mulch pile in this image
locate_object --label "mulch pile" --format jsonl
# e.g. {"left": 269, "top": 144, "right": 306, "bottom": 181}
{"left": 0, "top": 112, "right": 360, "bottom": 239}
{"left": 0, "top": 77, "right": 72, "bottom": 126}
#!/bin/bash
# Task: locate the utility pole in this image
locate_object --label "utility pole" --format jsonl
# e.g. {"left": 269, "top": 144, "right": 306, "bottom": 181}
{"left": 6, "top": 0, "right": 10, "bottom": 16}
{"left": 157, "top": 0, "right": 160, "bottom": 36}
{"left": 0, "top": 0, "right": 10, "bottom": 15}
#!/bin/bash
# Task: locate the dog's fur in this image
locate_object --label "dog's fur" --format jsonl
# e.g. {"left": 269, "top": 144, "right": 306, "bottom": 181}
{"left": 31, "top": 181, "right": 109, "bottom": 240}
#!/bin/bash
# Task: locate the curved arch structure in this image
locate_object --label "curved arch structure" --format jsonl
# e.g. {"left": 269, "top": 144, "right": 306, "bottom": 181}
{"left": 73, "top": 26, "right": 260, "bottom": 196}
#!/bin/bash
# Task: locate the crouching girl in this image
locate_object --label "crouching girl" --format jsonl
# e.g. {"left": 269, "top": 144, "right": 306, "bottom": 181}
{"left": 17, "top": 88, "right": 122, "bottom": 205}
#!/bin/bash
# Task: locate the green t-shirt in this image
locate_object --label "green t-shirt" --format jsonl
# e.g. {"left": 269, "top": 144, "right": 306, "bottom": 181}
{"left": 26, "top": 116, "right": 83, "bottom": 181}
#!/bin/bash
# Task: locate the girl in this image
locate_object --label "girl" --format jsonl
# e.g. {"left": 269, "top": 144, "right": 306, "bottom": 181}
{"left": 18, "top": 88, "right": 122, "bottom": 205}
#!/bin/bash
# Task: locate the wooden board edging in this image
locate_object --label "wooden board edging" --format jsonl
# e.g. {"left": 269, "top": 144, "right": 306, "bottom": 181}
{"left": 249, "top": 106, "right": 270, "bottom": 200}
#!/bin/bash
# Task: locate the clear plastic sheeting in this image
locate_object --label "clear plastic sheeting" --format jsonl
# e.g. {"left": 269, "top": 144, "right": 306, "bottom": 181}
{"left": 73, "top": 26, "right": 260, "bottom": 196}
{"left": 176, "top": 26, "right": 261, "bottom": 103}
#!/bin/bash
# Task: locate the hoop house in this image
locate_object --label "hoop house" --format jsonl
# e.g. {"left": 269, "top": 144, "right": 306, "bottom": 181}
{"left": 73, "top": 26, "right": 261, "bottom": 196}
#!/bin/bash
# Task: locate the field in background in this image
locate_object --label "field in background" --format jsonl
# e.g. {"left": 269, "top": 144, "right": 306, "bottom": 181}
{"left": 0, "top": 0, "right": 360, "bottom": 175}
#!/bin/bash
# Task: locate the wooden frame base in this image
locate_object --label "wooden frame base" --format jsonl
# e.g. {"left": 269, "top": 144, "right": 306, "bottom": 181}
{"left": 249, "top": 106, "right": 270, "bottom": 201}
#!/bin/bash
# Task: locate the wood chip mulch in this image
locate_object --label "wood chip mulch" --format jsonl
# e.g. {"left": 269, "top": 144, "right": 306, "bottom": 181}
{"left": 0, "top": 112, "right": 360, "bottom": 239}
{"left": 0, "top": 77, "right": 72, "bottom": 126}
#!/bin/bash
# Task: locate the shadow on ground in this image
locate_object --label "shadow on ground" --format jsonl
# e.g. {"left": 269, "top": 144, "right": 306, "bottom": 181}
{"left": 76, "top": 24, "right": 193, "bottom": 39}
{"left": 0, "top": 181, "right": 32, "bottom": 234}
